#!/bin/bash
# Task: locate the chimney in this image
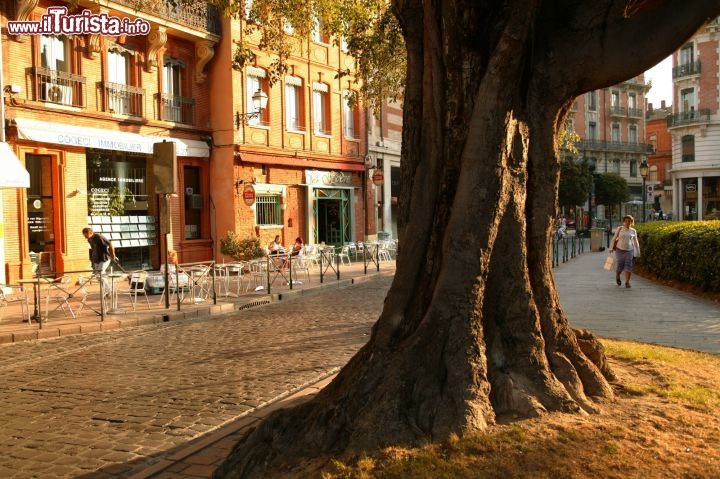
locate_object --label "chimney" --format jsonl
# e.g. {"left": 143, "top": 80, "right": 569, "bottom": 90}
{"left": 648, "top": 102, "right": 653, "bottom": 112}
{"left": 661, "top": 100, "right": 666, "bottom": 109}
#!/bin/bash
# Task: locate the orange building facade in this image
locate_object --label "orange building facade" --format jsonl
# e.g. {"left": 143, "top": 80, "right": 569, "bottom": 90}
{"left": 1, "top": 1, "right": 372, "bottom": 283}
{"left": 209, "top": 18, "right": 371, "bottom": 261}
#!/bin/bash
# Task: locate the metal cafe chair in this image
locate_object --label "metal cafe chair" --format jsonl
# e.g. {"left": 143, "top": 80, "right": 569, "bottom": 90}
{"left": 116, "top": 270, "right": 150, "bottom": 311}
{"left": 0, "top": 284, "right": 30, "bottom": 322}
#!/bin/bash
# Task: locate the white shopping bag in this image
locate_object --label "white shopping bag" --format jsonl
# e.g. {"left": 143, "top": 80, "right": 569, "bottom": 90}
{"left": 603, "top": 254, "right": 614, "bottom": 271}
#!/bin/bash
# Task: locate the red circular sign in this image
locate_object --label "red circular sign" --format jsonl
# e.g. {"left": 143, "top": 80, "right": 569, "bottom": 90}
{"left": 242, "top": 184, "right": 256, "bottom": 206}
{"left": 372, "top": 170, "right": 384, "bottom": 186}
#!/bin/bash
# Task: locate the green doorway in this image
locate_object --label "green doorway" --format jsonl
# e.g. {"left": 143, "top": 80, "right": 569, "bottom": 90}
{"left": 313, "top": 188, "right": 350, "bottom": 246}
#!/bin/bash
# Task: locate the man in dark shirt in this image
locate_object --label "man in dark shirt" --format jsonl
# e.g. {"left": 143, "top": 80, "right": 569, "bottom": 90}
{"left": 82, "top": 227, "right": 117, "bottom": 294}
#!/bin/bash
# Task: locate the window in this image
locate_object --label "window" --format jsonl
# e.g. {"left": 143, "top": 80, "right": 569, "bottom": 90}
{"left": 628, "top": 124, "right": 637, "bottom": 143}
{"left": 681, "top": 88, "right": 695, "bottom": 114}
{"left": 246, "top": 67, "right": 268, "bottom": 126}
{"left": 611, "top": 91, "right": 619, "bottom": 108}
{"left": 611, "top": 124, "right": 620, "bottom": 142}
{"left": 39, "top": 35, "right": 75, "bottom": 105}
{"left": 255, "top": 195, "right": 282, "bottom": 225}
{"left": 628, "top": 92, "right": 638, "bottom": 116}
{"left": 313, "top": 82, "right": 330, "bottom": 135}
{"left": 588, "top": 121, "right": 597, "bottom": 140}
{"left": 312, "top": 18, "right": 329, "bottom": 44}
{"left": 587, "top": 91, "right": 597, "bottom": 111}
{"left": 612, "top": 159, "right": 620, "bottom": 173}
{"left": 630, "top": 160, "right": 637, "bottom": 177}
{"left": 285, "top": 76, "right": 304, "bottom": 131}
{"left": 682, "top": 135, "right": 695, "bottom": 162}
{"left": 107, "top": 45, "right": 140, "bottom": 115}
{"left": 343, "top": 90, "right": 359, "bottom": 139}
{"left": 40, "top": 35, "right": 70, "bottom": 72}
{"left": 184, "top": 166, "right": 202, "bottom": 240}
{"left": 163, "top": 58, "right": 187, "bottom": 122}
{"left": 680, "top": 44, "right": 694, "bottom": 65}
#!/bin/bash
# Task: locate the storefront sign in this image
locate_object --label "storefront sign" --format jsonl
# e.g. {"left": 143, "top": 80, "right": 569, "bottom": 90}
{"left": 305, "top": 170, "right": 353, "bottom": 187}
{"left": 242, "top": 184, "right": 256, "bottom": 206}
{"left": 14, "top": 118, "right": 209, "bottom": 158}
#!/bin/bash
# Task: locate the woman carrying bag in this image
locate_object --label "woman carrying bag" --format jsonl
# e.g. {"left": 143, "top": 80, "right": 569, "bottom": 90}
{"left": 610, "top": 215, "right": 641, "bottom": 288}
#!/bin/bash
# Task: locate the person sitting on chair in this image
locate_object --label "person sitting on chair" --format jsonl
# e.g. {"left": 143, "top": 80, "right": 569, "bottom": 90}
{"left": 268, "top": 235, "right": 285, "bottom": 256}
{"left": 290, "top": 237, "right": 304, "bottom": 256}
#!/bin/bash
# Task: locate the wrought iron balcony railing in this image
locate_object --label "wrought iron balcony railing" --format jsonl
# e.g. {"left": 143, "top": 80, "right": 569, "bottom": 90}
{"left": 666, "top": 109, "right": 712, "bottom": 128}
{"left": 672, "top": 61, "right": 701, "bottom": 79}
{"left": 112, "top": 0, "right": 221, "bottom": 35}
{"left": 157, "top": 93, "right": 195, "bottom": 124}
{"left": 577, "top": 139, "right": 654, "bottom": 154}
{"left": 31, "top": 67, "right": 85, "bottom": 108}
{"left": 102, "top": 82, "right": 145, "bottom": 117}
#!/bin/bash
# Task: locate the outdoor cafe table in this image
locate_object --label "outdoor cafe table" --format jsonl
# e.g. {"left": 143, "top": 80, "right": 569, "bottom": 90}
{"left": 106, "top": 272, "right": 127, "bottom": 314}
{"left": 17, "top": 277, "right": 63, "bottom": 326}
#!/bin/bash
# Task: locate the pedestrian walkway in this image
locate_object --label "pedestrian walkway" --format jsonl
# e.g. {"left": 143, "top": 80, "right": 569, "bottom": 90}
{"left": 0, "top": 259, "right": 393, "bottom": 345}
{"left": 554, "top": 250, "right": 720, "bottom": 355}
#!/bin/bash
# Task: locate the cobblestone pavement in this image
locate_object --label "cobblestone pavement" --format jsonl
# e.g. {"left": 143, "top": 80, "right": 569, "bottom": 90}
{"left": 0, "top": 274, "right": 394, "bottom": 478}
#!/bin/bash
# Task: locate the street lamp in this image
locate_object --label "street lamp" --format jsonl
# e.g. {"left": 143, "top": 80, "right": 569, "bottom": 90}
{"left": 234, "top": 88, "right": 268, "bottom": 129}
{"left": 639, "top": 159, "right": 649, "bottom": 222}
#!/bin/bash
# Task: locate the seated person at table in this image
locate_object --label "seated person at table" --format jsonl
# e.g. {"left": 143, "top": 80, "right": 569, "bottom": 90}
{"left": 290, "top": 237, "right": 304, "bottom": 257}
{"left": 268, "top": 235, "right": 285, "bottom": 256}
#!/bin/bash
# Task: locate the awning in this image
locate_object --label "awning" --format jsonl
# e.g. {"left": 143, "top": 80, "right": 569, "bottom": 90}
{"left": 0, "top": 142, "right": 29, "bottom": 188}
{"left": 14, "top": 118, "right": 209, "bottom": 158}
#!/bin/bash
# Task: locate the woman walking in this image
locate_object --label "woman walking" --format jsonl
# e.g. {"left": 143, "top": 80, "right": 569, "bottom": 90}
{"left": 610, "top": 215, "right": 641, "bottom": 288}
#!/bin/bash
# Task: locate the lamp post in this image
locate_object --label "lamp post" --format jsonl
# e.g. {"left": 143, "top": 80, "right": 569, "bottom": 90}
{"left": 639, "top": 159, "right": 649, "bottom": 222}
{"left": 234, "top": 88, "right": 268, "bottom": 128}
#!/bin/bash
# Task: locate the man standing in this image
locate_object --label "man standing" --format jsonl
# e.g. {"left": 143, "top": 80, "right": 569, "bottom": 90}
{"left": 82, "top": 227, "right": 117, "bottom": 294}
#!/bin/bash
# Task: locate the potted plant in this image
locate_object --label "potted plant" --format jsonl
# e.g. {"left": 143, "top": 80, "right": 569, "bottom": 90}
{"left": 220, "top": 231, "right": 266, "bottom": 262}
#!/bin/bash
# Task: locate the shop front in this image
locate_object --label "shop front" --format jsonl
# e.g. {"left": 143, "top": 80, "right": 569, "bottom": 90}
{"left": 304, "top": 170, "right": 357, "bottom": 246}
{"left": 5, "top": 118, "right": 209, "bottom": 281}
{"left": 672, "top": 172, "right": 720, "bottom": 221}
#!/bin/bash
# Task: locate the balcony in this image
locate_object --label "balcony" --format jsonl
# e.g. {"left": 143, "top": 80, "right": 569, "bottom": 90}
{"left": 609, "top": 106, "right": 626, "bottom": 117}
{"left": 578, "top": 139, "right": 654, "bottom": 154}
{"left": 157, "top": 93, "right": 195, "bottom": 124}
{"left": 672, "top": 61, "right": 701, "bottom": 79}
{"left": 103, "top": 82, "right": 145, "bottom": 117}
{"left": 627, "top": 107, "right": 643, "bottom": 118}
{"left": 666, "top": 109, "right": 711, "bottom": 128}
{"left": 31, "top": 67, "right": 85, "bottom": 108}
{"left": 112, "top": 0, "right": 221, "bottom": 35}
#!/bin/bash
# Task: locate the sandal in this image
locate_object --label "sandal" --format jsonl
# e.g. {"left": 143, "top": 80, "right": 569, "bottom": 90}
{"left": 616, "top": 276, "right": 621, "bottom": 286}
{"left": 625, "top": 283, "right": 631, "bottom": 288}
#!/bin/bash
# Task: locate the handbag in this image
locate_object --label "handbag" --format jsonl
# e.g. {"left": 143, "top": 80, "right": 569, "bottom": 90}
{"left": 603, "top": 254, "right": 614, "bottom": 270}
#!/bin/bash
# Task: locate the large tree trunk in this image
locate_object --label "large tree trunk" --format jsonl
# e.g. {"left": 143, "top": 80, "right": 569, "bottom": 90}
{"left": 215, "top": 2, "right": 719, "bottom": 477}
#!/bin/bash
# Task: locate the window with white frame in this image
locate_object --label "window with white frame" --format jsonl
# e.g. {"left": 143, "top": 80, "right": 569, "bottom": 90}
{"left": 285, "top": 76, "right": 304, "bottom": 131}
{"left": 588, "top": 121, "right": 597, "bottom": 140}
{"left": 611, "top": 90, "right": 620, "bottom": 108}
{"left": 246, "top": 66, "right": 268, "bottom": 126}
{"left": 611, "top": 123, "right": 620, "bottom": 142}
{"left": 40, "top": 35, "right": 70, "bottom": 72}
{"left": 681, "top": 88, "right": 695, "bottom": 114}
{"left": 312, "top": 18, "right": 329, "bottom": 43}
{"left": 343, "top": 90, "right": 359, "bottom": 139}
{"left": 255, "top": 195, "right": 282, "bottom": 226}
{"left": 313, "top": 82, "right": 330, "bottom": 135}
{"left": 587, "top": 91, "right": 597, "bottom": 111}
{"left": 628, "top": 92, "right": 637, "bottom": 110}
{"left": 630, "top": 160, "right": 637, "bottom": 177}
{"left": 612, "top": 159, "right": 620, "bottom": 173}
{"left": 628, "top": 124, "right": 637, "bottom": 143}
{"left": 163, "top": 58, "right": 185, "bottom": 122}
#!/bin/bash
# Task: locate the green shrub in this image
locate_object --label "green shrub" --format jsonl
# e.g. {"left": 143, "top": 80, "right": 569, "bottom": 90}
{"left": 220, "top": 231, "right": 266, "bottom": 261}
{"left": 635, "top": 221, "right": 720, "bottom": 292}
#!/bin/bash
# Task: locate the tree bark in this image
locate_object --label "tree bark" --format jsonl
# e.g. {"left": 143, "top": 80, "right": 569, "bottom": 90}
{"left": 214, "top": 2, "right": 720, "bottom": 477}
